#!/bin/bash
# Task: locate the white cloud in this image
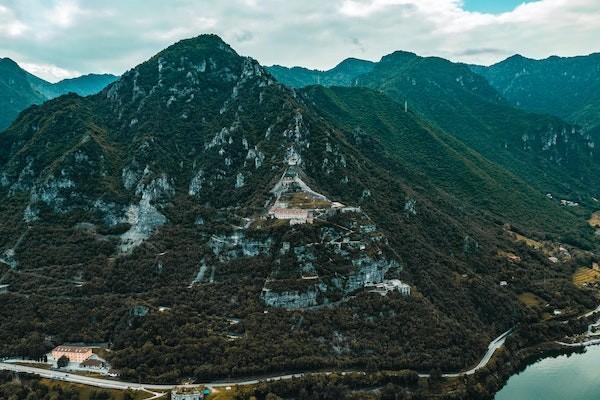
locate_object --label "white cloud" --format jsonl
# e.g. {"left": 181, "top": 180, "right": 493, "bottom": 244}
{"left": 0, "top": 0, "right": 598, "bottom": 78}
{"left": 48, "top": 0, "right": 83, "bottom": 28}
{"left": 0, "top": 5, "right": 28, "bottom": 37}
{"left": 20, "top": 62, "right": 80, "bottom": 83}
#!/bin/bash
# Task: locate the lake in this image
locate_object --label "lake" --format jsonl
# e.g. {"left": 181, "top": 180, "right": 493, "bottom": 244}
{"left": 495, "top": 345, "right": 600, "bottom": 400}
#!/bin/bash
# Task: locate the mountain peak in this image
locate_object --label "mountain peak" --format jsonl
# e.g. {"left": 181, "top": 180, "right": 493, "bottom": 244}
{"left": 0, "top": 57, "right": 22, "bottom": 72}
{"left": 379, "top": 50, "right": 418, "bottom": 65}
{"left": 157, "top": 34, "right": 238, "bottom": 59}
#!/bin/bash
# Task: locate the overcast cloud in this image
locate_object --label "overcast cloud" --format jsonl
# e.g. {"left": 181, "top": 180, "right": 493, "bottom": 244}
{"left": 0, "top": 0, "right": 599, "bottom": 82}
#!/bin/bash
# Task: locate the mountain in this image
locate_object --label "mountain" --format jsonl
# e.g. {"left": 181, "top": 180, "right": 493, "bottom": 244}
{"left": 36, "top": 73, "right": 119, "bottom": 99}
{"left": 471, "top": 53, "right": 600, "bottom": 131}
{"left": 302, "top": 85, "right": 579, "bottom": 232}
{"left": 355, "top": 52, "right": 600, "bottom": 201}
{"left": 0, "top": 58, "right": 117, "bottom": 131}
{"left": 0, "top": 35, "right": 596, "bottom": 392}
{"left": 0, "top": 58, "right": 47, "bottom": 131}
{"left": 274, "top": 51, "right": 599, "bottom": 201}
{"left": 267, "top": 57, "right": 374, "bottom": 88}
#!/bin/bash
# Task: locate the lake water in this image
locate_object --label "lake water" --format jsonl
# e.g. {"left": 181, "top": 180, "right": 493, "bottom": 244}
{"left": 495, "top": 345, "right": 600, "bottom": 400}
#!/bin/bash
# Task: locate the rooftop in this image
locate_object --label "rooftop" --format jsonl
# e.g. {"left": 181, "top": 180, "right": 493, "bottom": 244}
{"left": 52, "top": 345, "right": 92, "bottom": 353}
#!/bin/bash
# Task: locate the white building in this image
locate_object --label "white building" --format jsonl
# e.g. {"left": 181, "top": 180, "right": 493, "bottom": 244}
{"left": 172, "top": 387, "right": 210, "bottom": 400}
{"left": 367, "top": 279, "right": 411, "bottom": 296}
{"left": 268, "top": 207, "right": 314, "bottom": 224}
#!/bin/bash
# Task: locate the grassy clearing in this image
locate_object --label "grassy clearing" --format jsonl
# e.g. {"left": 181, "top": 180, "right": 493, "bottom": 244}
{"left": 572, "top": 266, "right": 600, "bottom": 287}
{"left": 511, "top": 232, "right": 544, "bottom": 250}
{"left": 518, "top": 292, "right": 544, "bottom": 307}
{"left": 209, "top": 387, "right": 238, "bottom": 400}
{"left": 497, "top": 250, "right": 521, "bottom": 263}
{"left": 286, "top": 192, "right": 331, "bottom": 209}
{"left": 589, "top": 211, "right": 600, "bottom": 228}
{"left": 40, "top": 379, "right": 150, "bottom": 400}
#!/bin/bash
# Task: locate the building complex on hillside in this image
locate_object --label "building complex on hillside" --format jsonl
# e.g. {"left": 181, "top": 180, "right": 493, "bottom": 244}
{"left": 366, "top": 279, "right": 411, "bottom": 296}
{"left": 268, "top": 207, "right": 314, "bottom": 224}
{"left": 171, "top": 387, "right": 211, "bottom": 400}
{"left": 51, "top": 345, "right": 93, "bottom": 363}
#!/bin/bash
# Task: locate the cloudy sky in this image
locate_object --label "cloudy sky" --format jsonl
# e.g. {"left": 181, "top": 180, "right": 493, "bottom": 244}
{"left": 0, "top": 0, "right": 599, "bottom": 82}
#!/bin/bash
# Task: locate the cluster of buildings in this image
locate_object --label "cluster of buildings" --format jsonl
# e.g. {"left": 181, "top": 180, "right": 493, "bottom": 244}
{"left": 50, "top": 345, "right": 112, "bottom": 374}
{"left": 171, "top": 387, "right": 211, "bottom": 400}
{"left": 366, "top": 279, "right": 411, "bottom": 296}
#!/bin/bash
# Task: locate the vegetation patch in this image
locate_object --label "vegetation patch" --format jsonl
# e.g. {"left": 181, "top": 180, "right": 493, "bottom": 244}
{"left": 572, "top": 265, "right": 600, "bottom": 287}
{"left": 589, "top": 211, "right": 600, "bottom": 227}
{"left": 518, "top": 292, "right": 545, "bottom": 307}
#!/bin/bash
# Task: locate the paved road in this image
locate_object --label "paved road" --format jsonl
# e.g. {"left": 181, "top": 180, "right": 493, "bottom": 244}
{"left": 0, "top": 329, "right": 513, "bottom": 393}
{"left": 438, "top": 328, "right": 512, "bottom": 378}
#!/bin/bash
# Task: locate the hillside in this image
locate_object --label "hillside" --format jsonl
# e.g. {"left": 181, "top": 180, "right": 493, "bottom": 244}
{"left": 0, "top": 35, "right": 596, "bottom": 385}
{"left": 354, "top": 52, "right": 600, "bottom": 203}
{"left": 472, "top": 53, "right": 600, "bottom": 130}
{"left": 272, "top": 52, "right": 600, "bottom": 203}
{"left": 302, "top": 85, "right": 582, "bottom": 234}
{"left": 0, "top": 58, "right": 117, "bottom": 131}
{"left": 0, "top": 58, "right": 47, "bottom": 131}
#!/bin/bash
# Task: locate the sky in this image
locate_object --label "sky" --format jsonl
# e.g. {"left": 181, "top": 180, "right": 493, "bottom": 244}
{"left": 0, "top": 0, "right": 599, "bottom": 82}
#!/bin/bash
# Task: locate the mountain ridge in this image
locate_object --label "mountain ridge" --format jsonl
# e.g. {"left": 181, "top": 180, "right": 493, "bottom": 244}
{"left": 270, "top": 51, "right": 600, "bottom": 203}
{"left": 471, "top": 52, "right": 600, "bottom": 131}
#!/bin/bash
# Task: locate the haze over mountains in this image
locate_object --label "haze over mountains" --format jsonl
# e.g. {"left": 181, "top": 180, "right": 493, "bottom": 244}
{"left": 0, "top": 57, "right": 117, "bottom": 131}
{"left": 0, "top": 34, "right": 598, "bottom": 398}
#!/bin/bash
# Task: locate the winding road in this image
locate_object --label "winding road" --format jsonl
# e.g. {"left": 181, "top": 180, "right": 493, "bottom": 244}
{"left": 0, "top": 329, "right": 513, "bottom": 395}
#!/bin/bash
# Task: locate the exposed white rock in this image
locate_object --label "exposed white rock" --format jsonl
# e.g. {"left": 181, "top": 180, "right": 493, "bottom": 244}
{"left": 404, "top": 198, "right": 417, "bottom": 216}
{"left": 73, "top": 151, "right": 89, "bottom": 163}
{"left": 166, "top": 95, "right": 176, "bottom": 107}
{"left": 9, "top": 158, "right": 35, "bottom": 195}
{"left": 235, "top": 172, "right": 245, "bottom": 188}
{"left": 119, "top": 174, "right": 173, "bottom": 253}
{"left": 93, "top": 199, "right": 122, "bottom": 226}
{"left": 0, "top": 172, "right": 9, "bottom": 187}
{"left": 345, "top": 257, "right": 397, "bottom": 294}
{"left": 122, "top": 167, "right": 140, "bottom": 190}
{"left": 261, "top": 283, "right": 326, "bottom": 309}
{"left": 119, "top": 197, "right": 166, "bottom": 253}
{"left": 0, "top": 249, "right": 17, "bottom": 269}
{"left": 189, "top": 170, "right": 204, "bottom": 197}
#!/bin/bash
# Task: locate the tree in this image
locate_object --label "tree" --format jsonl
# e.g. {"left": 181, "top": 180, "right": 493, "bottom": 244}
{"left": 57, "top": 355, "right": 69, "bottom": 368}
{"left": 429, "top": 367, "right": 443, "bottom": 385}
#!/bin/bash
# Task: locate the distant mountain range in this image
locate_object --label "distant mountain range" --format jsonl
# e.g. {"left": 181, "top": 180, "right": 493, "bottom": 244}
{"left": 0, "top": 57, "right": 117, "bottom": 131}
{"left": 269, "top": 51, "right": 600, "bottom": 203}
{"left": 471, "top": 53, "right": 600, "bottom": 131}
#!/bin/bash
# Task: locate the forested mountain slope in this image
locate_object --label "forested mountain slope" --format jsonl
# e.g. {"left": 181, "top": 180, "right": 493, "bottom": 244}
{"left": 354, "top": 52, "right": 599, "bottom": 203}
{"left": 471, "top": 53, "right": 600, "bottom": 130}
{"left": 271, "top": 52, "right": 599, "bottom": 203}
{"left": 0, "top": 35, "right": 595, "bottom": 385}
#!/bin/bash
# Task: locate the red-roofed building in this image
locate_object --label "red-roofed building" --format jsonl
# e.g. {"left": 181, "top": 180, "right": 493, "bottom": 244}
{"left": 51, "top": 345, "right": 93, "bottom": 363}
